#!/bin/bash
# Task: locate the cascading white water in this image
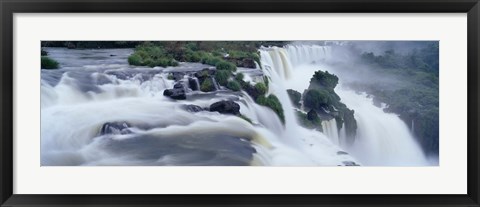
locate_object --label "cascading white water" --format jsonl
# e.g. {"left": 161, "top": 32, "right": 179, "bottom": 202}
{"left": 41, "top": 47, "right": 357, "bottom": 166}
{"left": 262, "top": 44, "right": 429, "bottom": 166}
{"left": 41, "top": 44, "right": 429, "bottom": 166}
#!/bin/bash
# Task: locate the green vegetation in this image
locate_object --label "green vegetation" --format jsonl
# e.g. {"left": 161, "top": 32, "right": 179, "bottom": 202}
{"left": 123, "top": 41, "right": 288, "bottom": 69}
{"left": 309, "top": 70, "right": 339, "bottom": 90}
{"left": 235, "top": 73, "right": 244, "bottom": 82}
{"left": 41, "top": 56, "right": 59, "bottom": 69}
{"left": 128, "top": 43, "right": 179, "bottom": 67}
{"left": 200, "top": 78, "right": 215, "bottom": 92}
{"left": 226, "top": 80, "right": 241, "bottom": 91}
{"left": 287, "top": 89, "right": 302, "bottom": 108}
{"left": 215, "top": 70, "right": 232, "bottom": 86}
{"left": 303, "top": 89, "right": 330, "bottom": 110}
{"left": 301, "top": 70, "right": 357, "bottom": 143}
{"left": 216, "top": 61, "right": 237, "bottom": 72}
{"left": 256, "top": 94, "right": 284, "bottom": 123}
{"left": 296, "top": 110, "right": 323, "bottom": 131}
{"left": 254, "top": 83, "right": 267, "bottom": 96}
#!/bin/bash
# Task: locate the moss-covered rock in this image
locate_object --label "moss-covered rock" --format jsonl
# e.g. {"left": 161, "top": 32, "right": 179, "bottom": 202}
{"left": 226, "top": 80, "right": 241, "bottom": 91}
{"left": 256, "top": 94, "right": 284, "bottom": 123}
{"left": 200, "top": 78, "right": 216, "bottom": 92}
{"left": 287, "top": 89, "right": 302, "bottom": 108}
{"left": 41, "top": 56, "right": 59, "bottom": 69}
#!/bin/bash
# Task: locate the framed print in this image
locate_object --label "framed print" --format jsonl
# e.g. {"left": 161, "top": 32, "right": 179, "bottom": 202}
{"left": 1, "top": 0, "right": 479, "bottom": 206}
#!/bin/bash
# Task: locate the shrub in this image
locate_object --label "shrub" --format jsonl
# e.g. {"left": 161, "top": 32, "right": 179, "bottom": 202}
{"left": 216, "top": 61, "right": 237, "bottom": 72}
{"left": 255, "top": 83, "right": 267, "bottom": 96}
{"left": 226, "top": 80, "right": 241, "bottom": 91}
{"left": 215, "top": 70, "right": 231, "bottom": 86}
{"left": 200, "top": 78, "right": 215, "bottom": 92}
{"left": 202, "top": 56, "right": 223, "bottom": 66}
{"left": 41, "top": 56, "right": 59, "bottom": 69}
{"left": 235, "top": 73, "right": 244, "bottom": 82}
{"left": 256, "top": 94, "right": 284, "bottom": 123}
{"left": 128, "top": 54, "right": 142, "bottom": 65}
{"left": 128, "top": 43, "right": 179, "bottom": 68}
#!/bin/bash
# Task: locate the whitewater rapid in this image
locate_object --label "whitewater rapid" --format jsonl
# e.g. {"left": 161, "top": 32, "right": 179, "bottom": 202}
{"left": 41, "top": 47, "right": 357, "bottom": 166}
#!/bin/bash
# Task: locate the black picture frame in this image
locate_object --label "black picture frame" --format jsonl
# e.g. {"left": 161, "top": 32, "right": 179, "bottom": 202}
{"left": 1, "top": 0, "right": 479, "bottom": 206}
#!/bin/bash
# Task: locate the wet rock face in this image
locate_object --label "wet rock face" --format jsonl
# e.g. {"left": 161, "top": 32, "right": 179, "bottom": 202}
{"left": 100, "top": 122, "right": 132, "bottom": 135}
{"left": 164, "top": 82, "right": 187, "bottom": 100}
{"left": 209, "top": 100, "right": 240, "bottom": 115}
{"left": 188, "top": 78, "right": 199, "bottom": 91}
{"left": 182, "top": 104, "right": 204, "bottom": 113}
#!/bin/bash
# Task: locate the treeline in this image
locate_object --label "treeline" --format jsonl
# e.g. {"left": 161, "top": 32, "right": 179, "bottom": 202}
{"left": 346, "top": 42, "right": 439, "bottom": 156}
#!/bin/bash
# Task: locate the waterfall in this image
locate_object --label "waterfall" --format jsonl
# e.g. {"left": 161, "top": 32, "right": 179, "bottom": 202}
{"left": 41, "top": 45, "right": 429, "bottom": 166}
{"left": 260, "top": 44, "right": 428, "bottom": 166}
{"left": 321, "top": 119, "right": 340, "bottom": 145}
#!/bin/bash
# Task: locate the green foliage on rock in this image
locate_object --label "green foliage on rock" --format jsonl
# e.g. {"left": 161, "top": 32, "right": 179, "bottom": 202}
{"left": 287, "top": 89, "right": 302, "bottom": 108}
{"left": 215, "top": 70, "right": 231, "bottom": 86}
{"left": 226, "top": 80, "right": 241, "bottom": 91}
{"left": 254, "top": 83, "right": 267, "bottom": 96}
{"left": 303, "top": 89, "right": 331, "bottom": 110}
{"left": 235, "top": 73, "right": 244, "bottom": 82}
{"left": 127, "top": 43, "right": 179, "bottom": 67}
{"left": 200, "top": 78, "right": 215, "bottom": 92}
{"left": 41, "top": 56, "right": 59, "bottom": 69}
{"left": 296, "top": 109, "right": 323, "bottom": 131}
{"left": 256, "top": 94, "right": 284, "bottom": 123}
{"left": 216, "top": 61, "right": 237, "bottom": 72}
{"left": 309, "top": 70, "right": 339, "bottom": 90}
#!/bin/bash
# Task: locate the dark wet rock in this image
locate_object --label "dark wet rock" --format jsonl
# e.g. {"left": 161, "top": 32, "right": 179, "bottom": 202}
{"left": 209, "top": 100, "right": 240, "bottom": 115}
{"left": 307, "top": 109, "right": 320, "bottom": 121}
{"left": 188, "top": 78, "right": 200, "bottom": 91}
{"left": 342, "top": 161, "right": 360, "bottom": 166}
{"left": 171, "top": 72, "right": 185, "bottom": 81}
{"left": 163, "top": 87, "right": 186, "bottom": 100}
{"left": 337, "top": 151, "right": 348, "bottom": 155}
{"left": 173, "top": 82, "right": 184, "bottom": 89}
{"left": 182, "top": 104, "right": 204, "bottom": 113}
{"left": 100, "top": 122, "right": 132, "bottom": 135}
{"left": 316, "top": 107, "right": 335, "bottom": 120}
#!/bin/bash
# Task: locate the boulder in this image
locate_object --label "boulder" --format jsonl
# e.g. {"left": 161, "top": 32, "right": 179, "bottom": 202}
{"left": 163, "top": 88, "right": 186, "bottom": 100}
{"left": 182, "top": 104, "right": 204, "bottom": 113}
{"left": 173, "top": 82, "right": 184, "bottom": 89}
{"left": 188, "top": 78, "right": 200, "bottom": 91}
{"left": 209, "top": 100, "right": 240, "bottom": 115}
{"left": 100, "top": 122, "right": 132, "bottom": 135}
{"left": 171, "top": 72, "right": 185, "bottom": 81}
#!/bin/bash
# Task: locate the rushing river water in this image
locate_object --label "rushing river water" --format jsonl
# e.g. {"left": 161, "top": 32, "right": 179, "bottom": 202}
{"left": 41, "top": 45, "right": 428, "bottom": 166}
